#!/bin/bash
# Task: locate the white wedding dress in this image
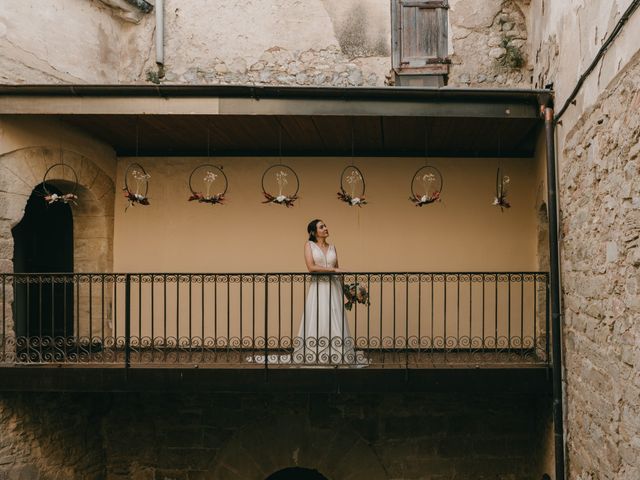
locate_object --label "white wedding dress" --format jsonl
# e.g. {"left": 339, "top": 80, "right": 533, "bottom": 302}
{"left": 291, "top": 242, "right": 367, "bottom": 366}
{"left": 247, "top": 242, "right": 367, "bottom": 367}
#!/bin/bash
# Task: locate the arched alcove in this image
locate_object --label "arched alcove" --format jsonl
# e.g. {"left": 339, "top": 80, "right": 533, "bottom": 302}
{"left": 265, "top": 467, "right": 329, "bottom": 480}
{"left": 211, "top": 414, "right": 387, "bottom": 480}
{"left": 11, "top": 183, "right": 74, "bottom": 337}
{"left": 0, "top": 146, "right": 115, "bottom": 353}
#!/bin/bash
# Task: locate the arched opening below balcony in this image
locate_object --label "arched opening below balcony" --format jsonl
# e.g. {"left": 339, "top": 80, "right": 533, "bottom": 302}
{"left": 265, "top": 467, "right": 329, "bottom": 480}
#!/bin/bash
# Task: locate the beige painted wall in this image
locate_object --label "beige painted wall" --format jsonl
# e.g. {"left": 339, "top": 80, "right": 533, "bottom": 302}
{"left": 114, "top": 155, "right": 540, "bottom": 273}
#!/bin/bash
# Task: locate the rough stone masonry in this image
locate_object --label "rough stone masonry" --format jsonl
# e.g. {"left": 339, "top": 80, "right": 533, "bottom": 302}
{"left": 560, "top": 51, "right": 640, "bottom": 480}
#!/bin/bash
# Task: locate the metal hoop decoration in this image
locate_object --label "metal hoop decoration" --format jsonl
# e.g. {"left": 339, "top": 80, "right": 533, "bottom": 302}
{"left": 123, "top": 162, "right": 150, "bottom": 208}
{"left": 261, "top": 164, "right": 300, "bottom": 207}
{"left": 493, "top": 167, "right": 511, "bottom": 211}
{"left": 188, "top": 164, "right": 228, "bottom": 205}
{"left": 42, "top": 163, "right": 79, "bottom": 205}
{"left": 409, "top": 166, "right": 443, "bottom": 206}
{"left": 338, "top": 165, "right": 367, "bottom": 207}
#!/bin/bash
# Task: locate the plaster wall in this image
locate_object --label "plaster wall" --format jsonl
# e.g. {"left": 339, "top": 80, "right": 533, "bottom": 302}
{"left": 113, "top": 155, "right": 540, "bottom": 273}
{"left": 0, "top": 0, "right": 533, "bottom": 88}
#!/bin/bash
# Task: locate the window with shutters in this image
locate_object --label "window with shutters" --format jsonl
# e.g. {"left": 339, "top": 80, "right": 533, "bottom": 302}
{"left": 391, "top": 0, "right": 450, "bottom": 85}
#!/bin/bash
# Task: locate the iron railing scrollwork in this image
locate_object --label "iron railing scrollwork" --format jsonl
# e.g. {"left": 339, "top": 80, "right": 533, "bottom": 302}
{"left": 0, "top": 272, "right": 550, "bottom": 368}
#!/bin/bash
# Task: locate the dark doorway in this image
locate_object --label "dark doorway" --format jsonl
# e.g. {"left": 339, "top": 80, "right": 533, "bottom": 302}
{"left": 12, "top": 183, "right": 74, "bottom": 338}
{"left": 265, "top": 467, "right": 328, "bottom": 480}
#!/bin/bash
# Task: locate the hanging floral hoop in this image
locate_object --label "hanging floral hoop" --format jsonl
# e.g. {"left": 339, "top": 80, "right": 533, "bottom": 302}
{"left": 409, "top": 166, "right": 443, "bottom": 206}
{"left": 338, "top": 165, "right": 367, "bottom": 207}
{"left": 188, "top": 164, "right": 228, "bottom": 205}
{"left": 42, "top": 163, "right": 79, "bottom": 205}
{"left": 493, "top": 167, "right": 511, "bottom": 211}
{"left": 261, "top": 164, "right": 299, "bottom": 207}
{"left": 123, "top": 163, "right": 150, "bottom": 209}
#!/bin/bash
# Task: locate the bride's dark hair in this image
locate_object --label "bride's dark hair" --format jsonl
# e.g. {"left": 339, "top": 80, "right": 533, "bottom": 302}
{"left": 307, "top": 219, "right": 322, "bottom": 242}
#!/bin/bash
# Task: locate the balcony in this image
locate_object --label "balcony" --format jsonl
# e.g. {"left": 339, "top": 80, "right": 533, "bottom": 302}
{"left": 1, "top": 272, "right": 549, "bottom": 371}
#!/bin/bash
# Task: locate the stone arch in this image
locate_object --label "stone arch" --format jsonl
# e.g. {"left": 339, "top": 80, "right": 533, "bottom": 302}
{"left": 0, "top": 147, "right": 115, "bottom": 354}
{"left": 211, "top": 414, "right": 388, "bottom": 480}
{"left": 0, "top": 146, "right": 114, "bottom": 273}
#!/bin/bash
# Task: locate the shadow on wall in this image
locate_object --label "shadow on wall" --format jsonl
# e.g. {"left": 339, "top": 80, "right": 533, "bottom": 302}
{"left": 322, "top": 0, "right": 390, "bottom": 58}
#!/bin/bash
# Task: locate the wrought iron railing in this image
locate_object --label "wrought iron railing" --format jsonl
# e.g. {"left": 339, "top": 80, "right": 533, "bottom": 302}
{"left": 0, "top": 273, "right": 549, "bottom": 367}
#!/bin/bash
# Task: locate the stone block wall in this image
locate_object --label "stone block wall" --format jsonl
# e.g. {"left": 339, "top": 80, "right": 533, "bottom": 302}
{"left": 0, "top": 390, "right": 552, "bottom": 480}
{"left": 560, "top": 51, "right": 640, "bottom": 480}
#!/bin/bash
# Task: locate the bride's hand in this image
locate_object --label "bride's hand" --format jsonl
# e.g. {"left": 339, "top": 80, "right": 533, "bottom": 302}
{"left": 333, "top": 267, "right": 345, "bottom": 273}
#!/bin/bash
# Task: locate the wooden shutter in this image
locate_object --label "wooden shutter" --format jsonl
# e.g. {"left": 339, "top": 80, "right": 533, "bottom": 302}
{"left": 392, "top": 0, "right": 449, "bottom": 71}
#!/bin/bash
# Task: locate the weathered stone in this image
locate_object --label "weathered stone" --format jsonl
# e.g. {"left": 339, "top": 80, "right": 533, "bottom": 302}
{"left": 489, "top": 47, "right": 507, "bottom": 59}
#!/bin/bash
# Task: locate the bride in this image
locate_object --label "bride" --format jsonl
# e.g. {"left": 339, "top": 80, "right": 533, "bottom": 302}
{"left": 292, "top": 219, "right": 365, "bottom": 365}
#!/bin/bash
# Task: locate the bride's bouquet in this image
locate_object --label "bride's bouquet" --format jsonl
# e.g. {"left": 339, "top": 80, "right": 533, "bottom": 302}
{"left": 343, "top": 283, "right": 370, "bottom": 311}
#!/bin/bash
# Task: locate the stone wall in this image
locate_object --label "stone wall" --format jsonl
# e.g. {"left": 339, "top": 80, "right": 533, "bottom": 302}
{"left": 448, "top": 0, "right": 531, "bottom": 87}
{"left": 0, "top": 390, "right": 552, "bottom": 480}
{"left": 0, "top": 0, "right": 535, "bottom": 88}
{"left": 560, "top": 51, "right": 640, "bottom": 480}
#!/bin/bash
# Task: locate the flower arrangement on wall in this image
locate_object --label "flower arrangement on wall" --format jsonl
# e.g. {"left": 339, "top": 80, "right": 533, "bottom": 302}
{"left": 337, "top": 166, "right": 367, "bottom": 207}
{"left": 42, "top": 163, "right": 79, "bottom": 205}
{"left": 493, "top": 168, "right": 511, "bottom": 211}
{"left": 409, "top": 166, "right": 442, "bottom": 207}
{"left": 123, "top": 163, "right": 150, "bottom": 209}
{"left": 188, "top": 165, "right": 227, "bottom": 205}
{"left": 261, "top": 164, "right": 299, "bottom": 207}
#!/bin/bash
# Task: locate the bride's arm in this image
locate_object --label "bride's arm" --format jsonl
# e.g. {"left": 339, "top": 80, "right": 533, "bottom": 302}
{"left": 304, "top": 242, "right": 338, "bottom": 273}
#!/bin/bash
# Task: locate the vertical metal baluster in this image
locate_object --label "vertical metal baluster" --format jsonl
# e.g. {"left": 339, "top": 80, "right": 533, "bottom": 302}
{"left": 430, "top": 275, "right": 434, "bottom": 359}
{"left": 76, "top": 275, "right": 80, "bottom": 362}
{"left": 482, "top": 275, "right": 485, "bottom": 350}
{"left": 456, "top": 274, "right": 460, "bottom": 351}
{"left": 303, "top": 274, "right": 307, "bottom": 363}
{"left": 139, "top": 275, "right": 142, "bottom": 363}
{"left": 379, "top": 277, "right": 383, "bottom": 363}
{"left": 494, "top": 274, "right": 498, "bottom": 357}
{"left": 508, "top": 274, "right": 512, "bottom": 355}
{"left": 214, "top": 275, "right": 218, "bottom": 348}
{"left": 252, "top": 275, "right": 256, "bottom": 351}
{"left": 354, "top": 274, "right": 358, "bottom": 361}
{"left": 520, "top": 276, "right": 524, "bottom": 359}
{"left": 533, "top": 276, "right": 537, "bottom": 360}
{"left": 51, "top": 274, "right": 55, "bottom": 352}
{"left": 316, "top": 275, "right": 320, "bottom": 363}
{"left": 417, "top": 274, "right": 421, "bottom": 362}
{"left": 289, "top": 275, "right": 293, "bottom": 362}
{"left": 125, "top": 273, "right": 131, "bottom": 369}
{"left": 405, "top": 274, "right": 409, "bottom": 369}
{"left": 393, "top": 275, "right": 396, "bottom": 365}
{"left": 264, "top": 274, "right": 269, "bottom": 370}
{"left": 101, "top": 275, "right": 105, "bottom": 362}
{"left": 63, "top": 276, "right": 67, "bottom": 346}
{"left": 189, "top": 275, "right": 193, "bottom": 356}
{"left": 89, "top": 275, "right": 93, "bottom": 359}
{"left": 176, "top": 275, "right": 180, "bottom": 352}
{"left": 26, "top": 277, "right": 31, "bottom": 359}
{"left": 226, "top": 275, "right": 230, "bottom": 358}
{"left": 545, "top": 275, "right": 550, "bottom": 363}
{"left": 163, "top": 275, "right": 167, "bottom": 354}
{"left": 240, "top": 275, "right": 243, "bottom": 354}
{"left": 277, "top": 274, "right": 281, "bottom": 359}
{"left": 469, "top": 276, "right": 472, "bottom": 361}
{"left": 443, "top": 274, "right": 447, "bottom": 363}
{"left": 366, "top": 274, "right": 370, "bottom": 355}
{"left": 38, "top": 276, "right": 43, "bottom": 349}
{"left": 201, "top": 275, "right": 204, "bottom": 357}
{"left": 151, "top": 275, "right": 155, "bottom": 356}
{"left": 113, "top": 275, "right": 117, "bottom": 358}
